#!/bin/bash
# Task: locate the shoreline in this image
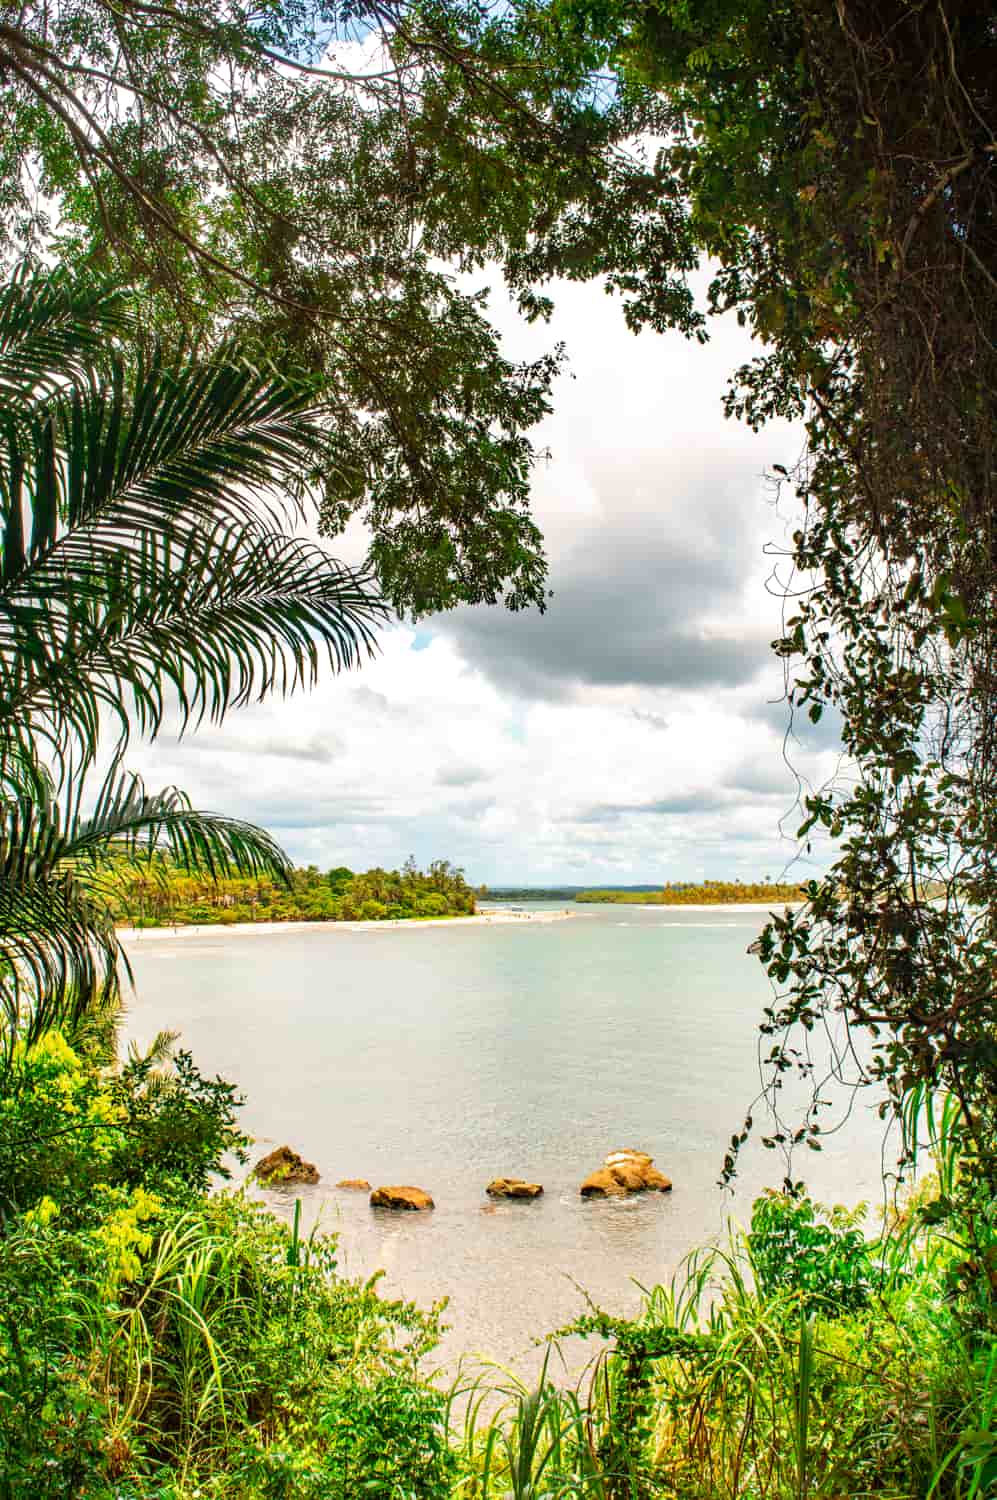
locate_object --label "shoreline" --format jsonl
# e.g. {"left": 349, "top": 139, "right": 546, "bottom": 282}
{"left": 595, "top": 900, "right": 804, "bottom": 913}
{"left": 117, "top": 908, "right": 574, "bottom": 942}
{"left": 116, "top": 901, "right": 804, "bottom": 943}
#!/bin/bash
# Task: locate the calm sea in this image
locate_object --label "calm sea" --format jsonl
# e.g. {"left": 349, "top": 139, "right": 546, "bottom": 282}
{"left": 122, "top": 902, "right": 890, "bottom": 1379}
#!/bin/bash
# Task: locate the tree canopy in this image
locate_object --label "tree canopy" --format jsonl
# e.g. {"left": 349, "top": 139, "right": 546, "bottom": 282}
{"left": 0, "top": 0, "right": 609, "bottom": 615}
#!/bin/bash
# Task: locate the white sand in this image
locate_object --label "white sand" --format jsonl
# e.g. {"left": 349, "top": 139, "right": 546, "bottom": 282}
{"left": 614, "top": 901, "right": 804, "bottom": 913}
{"left": 116, "top": 908, "right": 574, "bottom": 943}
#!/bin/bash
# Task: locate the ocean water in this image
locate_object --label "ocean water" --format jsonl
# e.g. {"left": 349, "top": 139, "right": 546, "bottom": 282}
{"left": 122, "top": 902, "right": 889, "bottom": 1378}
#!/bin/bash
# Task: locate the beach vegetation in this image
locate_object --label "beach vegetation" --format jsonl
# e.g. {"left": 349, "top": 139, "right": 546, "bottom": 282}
{"left": 0, "top": 1029, "right": 447, "bottom": 1500}
{"left": 106, "top": 857, "right": 476, "bottom": 927}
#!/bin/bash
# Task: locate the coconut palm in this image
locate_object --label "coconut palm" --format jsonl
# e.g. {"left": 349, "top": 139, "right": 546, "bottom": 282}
{"left": 0, "top": 265, "right": 386, "bottom": 1065}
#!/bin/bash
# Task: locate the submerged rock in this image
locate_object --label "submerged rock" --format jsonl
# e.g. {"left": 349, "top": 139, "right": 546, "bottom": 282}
{"left": 580, "top": 1150, "right": 672, "bottom": 1198}
{"left": 254, "top": 1145, "right": 320, "bottom": 1186}
{"left": 486, "top": 1177, "right": 544, "bottom": 1199}
{"left": 336, "top": 1178, "right": 371, "bottom": 1190}
{"left": 370, "top": 1185, "right": 435, "bottom": 1211}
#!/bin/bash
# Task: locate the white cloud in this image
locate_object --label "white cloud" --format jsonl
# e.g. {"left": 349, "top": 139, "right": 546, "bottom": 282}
{"left": 127, "top": 269, "right": 835, "bottom": 883}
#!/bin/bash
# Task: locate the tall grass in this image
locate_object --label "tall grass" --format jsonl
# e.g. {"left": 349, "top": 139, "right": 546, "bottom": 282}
{"left": 74, "top": 1191, "right": 444, "bottom": 1490}
{"left": 451, "top": 1200, "right": 977, "bottom": 1500}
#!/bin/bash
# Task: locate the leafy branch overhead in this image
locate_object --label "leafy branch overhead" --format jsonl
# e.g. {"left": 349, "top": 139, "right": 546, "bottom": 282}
{"left": 0, "top": 0, "right": 634, "bottom": 614}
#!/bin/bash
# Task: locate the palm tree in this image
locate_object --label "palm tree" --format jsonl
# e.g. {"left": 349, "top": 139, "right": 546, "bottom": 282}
{"left": 0, "top": 265, "right": 387, "bottom": 1066}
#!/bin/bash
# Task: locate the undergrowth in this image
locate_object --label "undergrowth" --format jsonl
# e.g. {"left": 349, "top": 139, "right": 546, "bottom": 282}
{"left": 2, "top": 1031, "right": 994, "bottom": 1498}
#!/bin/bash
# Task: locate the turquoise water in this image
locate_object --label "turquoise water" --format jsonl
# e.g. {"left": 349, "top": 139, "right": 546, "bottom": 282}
{"left": 123, "top": 902, "right": 888, "bottom": 1375}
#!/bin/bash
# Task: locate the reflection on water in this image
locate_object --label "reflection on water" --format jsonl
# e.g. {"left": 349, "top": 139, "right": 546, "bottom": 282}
{"left": 123, "top": 903, "right": 886, "bottom": 1378}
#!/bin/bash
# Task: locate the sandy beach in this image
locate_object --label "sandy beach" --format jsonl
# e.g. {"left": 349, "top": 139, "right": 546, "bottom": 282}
{"left": 117, "top": 907, "right": 574, "bottom": 943}
{"left": 613, "top": 901, "right": 804, "bottom": 913}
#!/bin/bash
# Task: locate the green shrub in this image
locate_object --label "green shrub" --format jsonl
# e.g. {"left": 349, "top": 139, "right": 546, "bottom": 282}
{"left": 0, "top": 1029, "right": 449, "bottom": 1494}
{"left": 0, "top": 1221, "right": 115, "bottom": 1500}
{"left": 316, "top": 1376, "right": 455, "bottom": 1499}
{"left": 748, "top": 1191, "right": 875, "bottom": 1313}
{"left": 0, "top": 1035, "right": 246, "bottom": 1221}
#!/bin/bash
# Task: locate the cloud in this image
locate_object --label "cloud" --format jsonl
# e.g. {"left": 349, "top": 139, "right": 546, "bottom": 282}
{"left": 441, "top": 480, "right": 775, "bottom": 698}
{"left": 435, "top": 764, "right": 490, "bottom": 787}
{"left": 729, "top": 756, "right": 799, "bottom": 798}
{"left": 576, "top": 792, "right": 723, "bottom": 823}
{"left": 158, "top": 731, "right": 343, "bottom": 764}
{"left": 122, "top": 270, "right": 823, "bottom": 884}
{"left": 431, "top": 276, "right": 799, "bottom": 703}
{"left": 631, "top": 708, "right": 670, "bottom": 731}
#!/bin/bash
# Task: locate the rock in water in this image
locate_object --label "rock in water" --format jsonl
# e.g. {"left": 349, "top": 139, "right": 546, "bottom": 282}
{"left": 254, "top": 1145, "right": 320, "bottom": 1186}
{"left": 580, "top": 1167, "right": 629, "bottom": 1197}
{"left": 336, "top": 1178, "right": 371, "bottom": 1190}
{"left": 370, "top": 1185, "right": 435, "bottom": 1211}
{"left": 486, "top": 1178, "right": 544, "bottom": 1199}
{"left": 605, "top": 1150, "right": 653, "bottom": 1170}
{"left": 580, "top": 1150, "right": 672, "bottom": 1198}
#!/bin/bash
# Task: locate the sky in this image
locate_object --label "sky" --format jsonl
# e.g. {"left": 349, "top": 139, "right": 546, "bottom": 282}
{"left": 130, "top": 273, "right": 844, "bottom": 886}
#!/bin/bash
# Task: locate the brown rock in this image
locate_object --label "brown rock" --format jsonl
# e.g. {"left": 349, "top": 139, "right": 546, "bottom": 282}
{"left": 605, "top": 1149, "right": 653, "bottom": 1170}
{"left": 580, "top": 1150, "right": 673, "bottom": 1197}
{"left": 486, "top": 1178, "right": 544, "bottom": 1199}
{"left": 616, "top": 1161, "right": 651, "bottom": 1191}
{"left": 254, "top": 1145, "right": 320, "bottom": 1186}
{"left": 370, "top": 1185, "right": 435, "bottom": 1211}
{"left": 580, "top": 1167, "right": 629, "bottom": 1198}
{"left": 336, "top": 1178, "right": 371, "bottom": 1190}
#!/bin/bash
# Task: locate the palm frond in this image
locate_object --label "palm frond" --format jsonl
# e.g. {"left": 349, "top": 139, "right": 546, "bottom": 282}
{"left": 0, "top": 264, "right": 389, "bottom": 1065}
{"left": 0, "top": 521, "right": 384, "bottom": 774}
{"left": 0, "top": 845, "right": 121, "bottom": 1064}
{"left": 0, "top": 264, "right": 129, "bottom": 403}
{"left": 0, "top": 760, "right": 304, "bottom": 1065}
{"left": 0, "top": 352, "right": 320, "bottom": 594}
{"left": 126, "top": 1028, "right": 180, "bottom": 1069}
{"left": 69, "top": 764, "right": 295, "bottom": 882}
{"left": 0, "top": 348, "right": 388, "bottom": 778}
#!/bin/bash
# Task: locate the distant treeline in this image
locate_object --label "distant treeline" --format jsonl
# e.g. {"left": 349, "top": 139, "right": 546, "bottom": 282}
{"left": 483, "top": 885, "right": 661, "bottom": 901}
{"left": 109, "top": 857, "right": 476, "bottom": 927}
{"left": 575, "top": 881, "right": 805, "bottom": 905}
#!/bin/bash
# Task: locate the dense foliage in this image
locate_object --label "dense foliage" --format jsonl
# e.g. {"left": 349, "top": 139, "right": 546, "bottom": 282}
{"left": 0, "top": 0, "right": 593, "bottom": 616}
{"left": 108, "top": 857, "right": 477, "bottom": 926}
{"left": 0, "top": 1030, "right": 450, "bottom": 1500}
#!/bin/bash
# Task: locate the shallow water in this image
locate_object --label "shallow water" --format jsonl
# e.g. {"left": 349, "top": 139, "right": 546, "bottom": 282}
{"left": 123, "top": 902, "right": 889, "bottom": 1379}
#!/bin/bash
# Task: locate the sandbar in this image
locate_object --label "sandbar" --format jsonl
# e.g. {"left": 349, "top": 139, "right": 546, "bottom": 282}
{"left": 117, "top": 908, "right": 573, "bottom": 943}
